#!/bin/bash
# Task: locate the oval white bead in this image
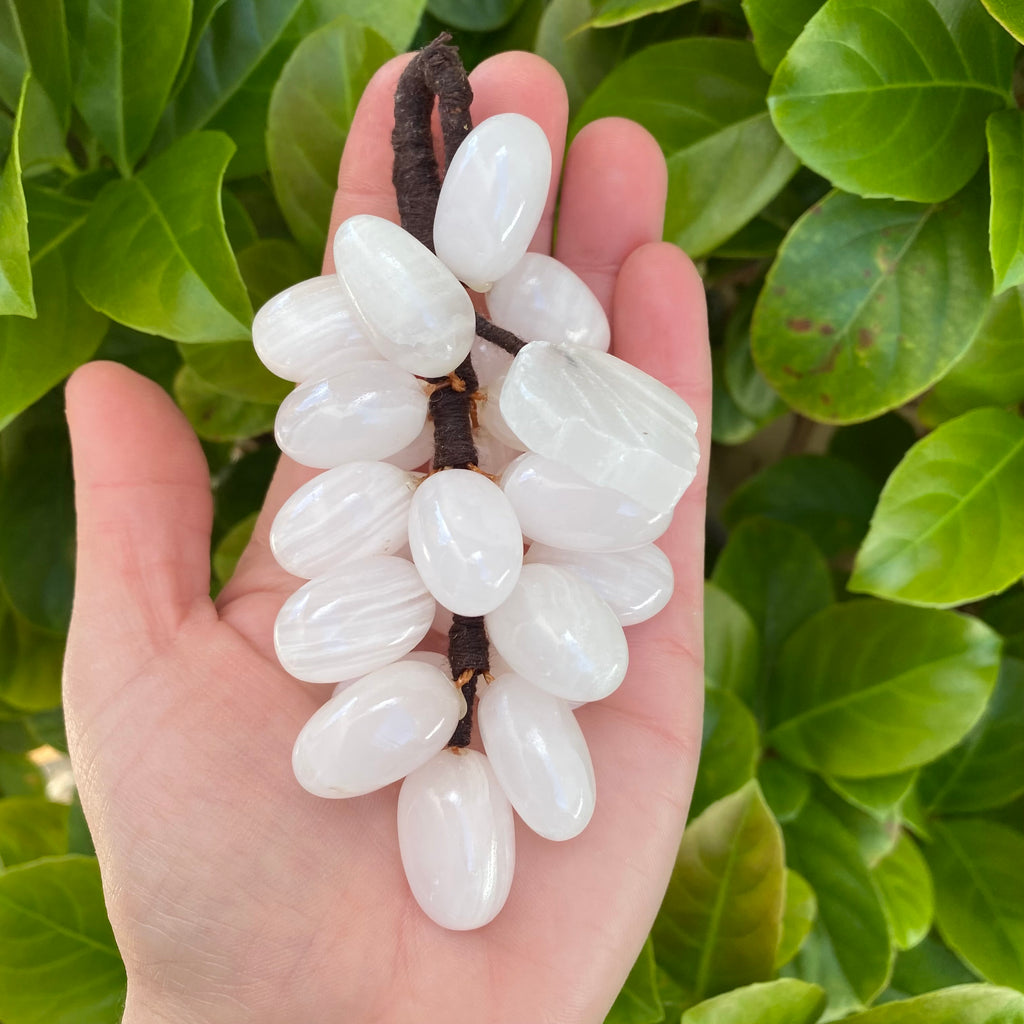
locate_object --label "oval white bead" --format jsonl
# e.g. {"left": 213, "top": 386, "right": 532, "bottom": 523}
{"left": 499, "top": 341, "right": 700, "bottom": 514}
{"left": 398, "top": 748, "right": 515, "bottom": 930}
{"left": 334, "top": 214, "right": 475, "bottom": 376}
{"left": 470, "top": 335, "right": 513, "bottom": 386}
{"left": 292, "top": 661, "right": 461, "bottom": 799}
{"left": 478, "top": 376, "right": 527, "bottom": 451}
{"left": 525, "top": 542, "right": 674, "bottom": 626}
{"left": 275, "top": 362, "right": 428, "bottom": 470}
{"left": 502, "top": 452, "right": 671, "bottom": 551}
{"left": 270, "top": 462, "right": 419, "bottom": 579}
{"left": 408, "top": 469, "right": 523, "bottom": 616}
{"left": 252, "top": 275, "right": 381, "bottom": 382}
{"left": 478, "top": 673, "right": 595, "bottom": 841}
{"left": 385, "top": 420, "right": 435, "bottom": 471}
{"left": 484, "top": 564, "right": 628, "bottom": 702}
{"left": 433, "top": 113, "right": 552, "bottom": 292}
{"left": 486, "top": 253, "right": 610, "bottom": 351}
{"left": 274, "top": 556, "right": 434, "bottom": 683}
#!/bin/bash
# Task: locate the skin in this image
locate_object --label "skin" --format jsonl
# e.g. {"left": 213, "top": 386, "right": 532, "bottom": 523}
{"left": 63, "top": 51, "right": 711, "bottom": 1024}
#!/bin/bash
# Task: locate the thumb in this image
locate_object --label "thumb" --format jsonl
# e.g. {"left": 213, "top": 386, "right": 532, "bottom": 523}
{"left": 64, "top": 361, "right": 214, "bottom": 708}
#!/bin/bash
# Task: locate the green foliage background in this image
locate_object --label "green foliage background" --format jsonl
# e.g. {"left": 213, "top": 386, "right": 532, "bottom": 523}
{"left": 1, "top": 0, "right": 1023, "bottom": 1020}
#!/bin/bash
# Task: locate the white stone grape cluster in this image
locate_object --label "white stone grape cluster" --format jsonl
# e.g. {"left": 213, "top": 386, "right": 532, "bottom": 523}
{"left": 251, "top": 112, "right": 700, "bottom": 930}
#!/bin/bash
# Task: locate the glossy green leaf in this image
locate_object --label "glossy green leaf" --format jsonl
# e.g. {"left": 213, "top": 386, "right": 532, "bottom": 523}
{"left": 758, "top": 758, "right": 811, "bottom": 823}
{"left": 828, "top": 413, "right": 917, "bottom": 488}
{"left": 74, "top": 0, "right": 190, "bottom": 175}
{"left": 921, "top": 288, "right": 1024, "bottom": 426}
{"left": 711, "top": 346, "right": 765, "bottom": 446}
{"left": 723, "top": 287, "right": 787, "bottom": 425}
{"left": 653, "top": 782, "right": 785, "bottom": 1004}
{"left": 980, "top": 0, "right": 1024, "bottom": 41}
{"left": 584, "top": 0, "right": 696, "bottom": 30}
{"left": 0, "top": 855, "right": 127, "bottom": 1024}
{"left": 768, "top": 0, "right": 1015, "bottom": 203}
{"left": 0, "top": 797, "right": 68, "bottom": 867}
{"left": 426, "top": 0, "right": 524, "bottom": 31}
{"left": 724, "top": 455, "right": 878, "bottom": 557}
{"left": 776, "top": 870, "right": 817, "bottom": 969}
{"left": 690, "top": 688, "right": 760, "bottom": 818}
{"left": 221, "top": 188, "right": 259, "bottom": 251}
{"left": 979, "top": 589, "right": 1024, "bottom": 660}
{"left": 174, "top": 366, "right": 277, "bottom": 442}
{"left": 336, "top": 0, "right": 427, "bottom": 51}
{"left": 888, "top": 933, "right": 980, "bottom": 997}
{"left": 871, "top": 831, "right": 933, "bottom": 952}
{"left": 0, "top": 75, "right": 33, "bottom": 318}
{"left": 741, "top": 0, "right": 825, "bottom": 73}
{"left": 0, "top": 392, "right": 76, "bottom": 633}
{"left": 825, "top": 771, "right": 917, "bottom": 821}
{"left": 988, "top": 111, "right": 1024, "bottom": 294}
{"left": 751, "top": 183, "right": 992, "bottom": 424}
{"left": 680, "top": 979, "right": 825, "bottom": 1024}
{"left": 0, "top": 594, "right": 64, "bottom": 711}
{"left": 606, "top": 937, "right": 664, "bottom": 1024}
{"left": 848, "top": 984, "right": 1024, "bottom": 1023}
{"left": 703, "top": 581, "right": 759, "bottom": 700}
{"left": 784, "top": 797, "right": 893, "bottom": 1007}
{"left": 574, "top": 39, "right": 799, "bottom": 257}
{"left": 927, "top": 819, "right": 1024, "bottom": 989}
{"left": 77, "top": 132, "right": 252, "bottom": 343}
{"left": 175, "top": 0, "right": 230, "bottom": 92}
{"left": 851, "top": 408, "right": 1024, "bottom": 606}
{"left": 0, "top": 0, "right": 70, "bottom": 122}
{"left": 212, "top": 511, "right": 259, "bottom": 587}
{"left": 268, "top": 17, "right": 393, "bottom": 255}
{"left": 712, "top": 518, "right": 833, "bottom": 686}
{"left": 769, "top": 601, "right": 1000, "bottom": 778}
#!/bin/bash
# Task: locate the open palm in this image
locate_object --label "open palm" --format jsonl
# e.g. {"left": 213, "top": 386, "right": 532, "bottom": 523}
{"left": 63, "top": 51, "right": 711, "bottom": 1024}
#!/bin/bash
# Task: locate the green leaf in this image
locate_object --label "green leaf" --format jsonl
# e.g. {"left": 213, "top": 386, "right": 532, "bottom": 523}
{"left": 583, "top": 0, "right": 697, "bottom": 30}
{"left": 606, "top": 937, "right": 664, "bottom": 1024}
{"left": 29, "top": 705, "right": 66, "bottom": 752}
{"left": 0, "top": 855, "right": 127, "bottom": 1024}
{"left": 213, "top": 511, "right": 259, "bottom": 587}
{"left": 175, "top": 0, "right": 230, "bottom": 93}
{"left": 67, "top": 792, "right": 95, "bottom": 857}
{"left": 0, "top": 187, "right": 108, "bottom": 428}
{"left": 0, "top": 392, "right": 76, "bottom": 633}
{"left": 0, "top": 75, "right": 33, "bottom": 318}
{"left": 979, "top": 589, "right": 1024, "bottom": 660}
{"left": 703, "top": 581, "right": 759, "bottom": 700}
{"left": 767, "top": 0, "right": 1016, "bottom": 203}
{"left": 0, "top": 797, "right": 68, "bottom": 867}
{"left": 758, "top": 758, "right": 811, "bottom": 823}
{"left": 741, "top": 0, "right": 825, "bottom": 73}
{"left": 0, "top": 752, "right": 45, "bottom": 797}
{"left": 174, "top": 366, "right": 277, "bottom": 442}
{"left": 74, "top": 0, "right": 191, "bottom": 175}
{"left": 847, "top": 984, "right": 1024, "bottom": 1023}
{"left": 784, "top": 797, "right": 893, "bottom": 1008}
{"left": 921, "top": 288, "right": 1024, "bottom": 426}
{"left": 690, "top": 688, "right": 760, "bottom": 818}
{"left": 653, "top": 782, "right": 785, "bottom": 1005}
{"left": 77, "top": 132, "right": 253, "bottom": 343}
{"left": 574, "top": 38, "right": 799, "bottom": 258}
{"left": 268, "top": 17, "right": 393, "bottom": 256}
{"left": 221, "top": 188, "right": 259, "bottom": 251}
{"left": 724, "top": 455, "right": 879, "bottom": 558}
{"left": 871, "top": 831, "right": 933, "bottom": 952}
{"left": 0, "top": 0, "right": 71, "bottom": 123}
{"left": 680, "top": 979, "right": 826, "bottom": 1024}
{"left": 776, "top": 869, "right": 817, "bottom": 969}
{"left": 426, "top": 0, "right": 524, "bottom": 31}
{"left": 751, "top": 183, "right": 992, "bottom": 424}
{"left": 828, "top": 413, "right": 917, "bottom": 488}
{"left": 93, "top": 323, "right": 183, "bottom": 397}
{"left": 825, "top": 771, "right": 917, "bottom": 821}
{"left": 980, "top": 0, "right": 1024, "bottom": 42}
{"left": 851, "top": 408, "right": 1024, "bottom": 606}
{"left": 918, "top": 657, "right": 1024, "bottom": 814}
{"left": 711, "top": 346, "right": 765, "bottom": 446}
{"left": 769, "top": 601, "right": 1000, "bottom": 778}
{"left": 0, "top": 593, "right": 64, "bottom": 711}
{"left": 723, "top": 286, "right": 787, "bottom": 425}
{"left": 712, "top": 518, "right": 833, "bottom": 689}
{"left": 337, "top": 0, "right": 428, "bottom": 50}
{"left": 237, "top": 238, "right": 316, "bottom": 310}
{"left": 887, "top": 933, "right": 979, "bottom": 997}
{"left": 927, "top": 819, "right": 1024, "bottom": 989}
{"left": 988, "top": 111, "right": 1024, "bottom": 294}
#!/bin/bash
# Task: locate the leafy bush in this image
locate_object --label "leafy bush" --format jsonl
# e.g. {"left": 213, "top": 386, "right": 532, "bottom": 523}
{"left": 1, "top": 0, "right": 1023, "bottom": 1021}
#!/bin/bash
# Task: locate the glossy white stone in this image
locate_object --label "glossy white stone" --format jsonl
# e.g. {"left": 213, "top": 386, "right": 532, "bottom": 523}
{"left": 434, "top": 113, "right": 552, "bottom": 292}
{"left": 334, "top": 215, "right": 475, "bottom": 376}
{"left": 398, "top": 748, "right": 515, "bottom": 930}
{"left": 275, "top": 556, "right": 434, "bottom": 683}
{"left": 292, "top": 661, "right": 461, "bottom": 799}
{"left": 485, "top": 564, "right": 628, "bottom": 702}
{"left": 431, "top": 603, "right": 454, "bottom": 637}
{"left": 342, "top": 650, "right": 466, "bottom": 714}
{"left": 500, "top": 341, "right": 700, "bottom": 514}
{"left": 478, "top": 376, "right": 527, "bottom": 451}
{"left": 275, "top": 362, "right": 428, "bottom": 469}
{"left": 486, "top": 253, "right": 610, "bottom": 351}
{"left": 385, "top": 420, "right": 435, "bottom": 471}
{"left": 501, "top": 452, "right": 671, "bottom": 551}
{"left": 470, "top": 335, "right": 513, "bottom": 386}
{"left": 472, "top": 427, "right": 517, "bottom": 477}
{"left": 408, "top": 469, "right": 523, "bottom": 616}
{"left": 478, "top": 673, "right": 595, "bottom": 841}
{"left": 525, "top": 543, "right": 674, "bottom": 626}
{"left": 252, "top": 275, "right": 381, "bottom": 382}
{"left": 271, "top": 462, "right": 419, "bottom": 578}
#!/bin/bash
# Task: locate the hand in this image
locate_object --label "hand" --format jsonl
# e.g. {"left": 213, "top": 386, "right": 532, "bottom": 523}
{"left": 63, "top": 51, "right": 711, "bottom": 1024}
